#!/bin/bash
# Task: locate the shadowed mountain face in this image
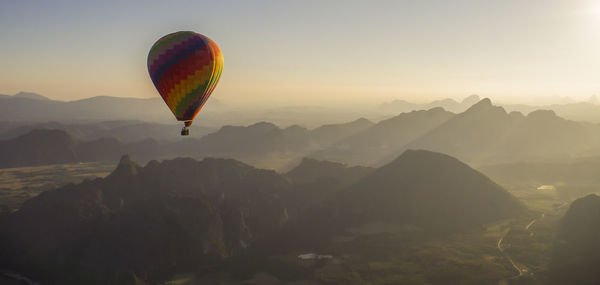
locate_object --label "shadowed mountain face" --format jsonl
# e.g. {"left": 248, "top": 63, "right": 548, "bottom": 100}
{"left": 339, "top": 150, "right": 525, "bottom": 231}
{"left": 283, "top": 158, "right": 375, "bottom": 218}
{"left": 550, "top": 194, "right": 600, "bottom": 285}
{"left": 286, "top": 157, "right": 373, "bottom": 187}
{"left": 0, "top": 156, "right": 292, "bottom": 284}
{"left": 0, "top": 151, "right": 523, "bottom": 284}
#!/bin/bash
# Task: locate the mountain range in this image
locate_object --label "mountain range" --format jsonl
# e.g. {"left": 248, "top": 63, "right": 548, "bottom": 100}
{"left": 0, "top": 92, "right": 372, "bottom": 128}
{"left": 0, "top": 120, "right": 215, "bottom": 142}
{"left": 5, "top": 92, "right": 600, "bottom": 129}
{"left": 380, "top": 94, "right": 482, "bottom": 113}
{"left": 0, "top": 129, "right": 163, "bottom": 168}
{"left": 0, "top": 93, "right": 173, "bottom": 122}
{"left": 0, "top": 118, "right": 373, "bottom": 169}
{"left": 0, "top": 150, "right": 523, "bottom": 284}
{"left": 4, "top": 97, "right": 600, "bottom": 170}
{"left": 312, "top": 107, "right": 454, "bottom": 165}
{"left": 315, "top": 98, "right": 600, "bottom": 167}
{"left": 389, "top": 98, "right": 600, "bottom": 165}
{"left": 381, "top": 94, "right": 600, "bottom": 123}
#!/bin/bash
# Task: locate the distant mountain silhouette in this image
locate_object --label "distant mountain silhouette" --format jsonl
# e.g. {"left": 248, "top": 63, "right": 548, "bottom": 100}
{"left": 0, "top": 94, "right": 173, "bottom": 122}
{"left": 338, "top": 150, "right": 525, "bottom": 231}
{"left": 380, "top": 95, "right": 480, "bottom": 113}
{"left": 4, "top": 91, "right": 600, "bottom": 129}
{"left": 0, "top": 129, "right": 79, "bottom": 167}
{"left": 396, "top": 98, "right": 513, "bottom": 164}
{"left": 0, "top": 119, "right": 380, "bottom": 169}
{"left": 549, "top": 194, "right": 600, "bottom": 285}
{"left": 313, "top": 107, "right": 454, "bottom": 165}
{"left": 390, "top": 98, "right": 600, "bottom": 165}
{"left": 310, "top": 117, "right": 374, "bottom": 147}
{"left": 500, "top": 109, "right": 594, "bottom": 161}
{"left": 0, "top": 120, "right": 215, "bottom": 142}
{"left": 173, "top": 120, "right": 379, "bottom": 168}
{"left": 382, "top": 94, "right": 600, "bottom": 123}
{"left": 0, "top": 92, "right": 375, "bottom": 128}
{"left": 13, "top": 92, "right": 50, "bottom": 100}
{"left": 505, "top": 102, "right": 600, "bottom": 123}
{"left": 175, "top": 122, "right": 311, "bottom": 159}
{"left": 0, "top": 129, "right": 162, "bottom": 168}
{"left": 5, "top": 98, "right": 600, "bottom": 170}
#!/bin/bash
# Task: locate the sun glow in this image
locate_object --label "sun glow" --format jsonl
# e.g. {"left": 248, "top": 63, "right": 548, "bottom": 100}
{"left": 590, "top": 1, "right": 600, "bottom": 18}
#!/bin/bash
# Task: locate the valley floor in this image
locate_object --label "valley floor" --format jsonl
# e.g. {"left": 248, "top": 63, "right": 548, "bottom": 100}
{"left": 0, "top": 162, "right": 113, "bottom": 212}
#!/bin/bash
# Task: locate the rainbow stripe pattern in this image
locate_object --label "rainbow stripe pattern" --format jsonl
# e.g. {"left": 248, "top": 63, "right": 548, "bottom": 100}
{"left": 148, "top": 31, "right": 223, "bottom": 123}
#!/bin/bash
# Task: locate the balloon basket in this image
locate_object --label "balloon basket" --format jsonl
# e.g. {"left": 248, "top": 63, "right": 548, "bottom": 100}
{"left": 181, "top": 126, "right": 190, "bottom": 136}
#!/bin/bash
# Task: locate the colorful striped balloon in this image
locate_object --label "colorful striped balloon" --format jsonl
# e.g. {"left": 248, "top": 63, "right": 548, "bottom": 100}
{"left": 147, "top": 31, "right": 223, "bottom": 127}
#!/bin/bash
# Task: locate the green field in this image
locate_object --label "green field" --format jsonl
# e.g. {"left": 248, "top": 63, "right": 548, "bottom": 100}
{"left": 0, "top": 162, "right": 114, "bottom": 212}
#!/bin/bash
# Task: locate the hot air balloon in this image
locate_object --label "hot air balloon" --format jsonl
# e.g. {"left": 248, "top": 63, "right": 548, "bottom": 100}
{"left": 147, "top": 31, "right": 223, "bottom": 136}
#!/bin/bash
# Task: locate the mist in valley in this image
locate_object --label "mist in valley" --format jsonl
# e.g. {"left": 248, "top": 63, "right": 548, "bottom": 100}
{"left": 3, "top": 0, "right": 600, "bottom": 284}
{"left": 2, "top": 93, "right": 600, "bottom": 284}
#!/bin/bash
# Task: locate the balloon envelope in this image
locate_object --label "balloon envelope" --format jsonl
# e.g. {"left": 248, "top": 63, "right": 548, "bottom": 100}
{"left": 147, "top": 31, "right": 223, "bottom": 124}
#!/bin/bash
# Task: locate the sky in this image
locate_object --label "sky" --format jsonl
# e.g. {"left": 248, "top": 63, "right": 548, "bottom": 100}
{"left": 1, "top": 0, "right": 600, "bottom": 106}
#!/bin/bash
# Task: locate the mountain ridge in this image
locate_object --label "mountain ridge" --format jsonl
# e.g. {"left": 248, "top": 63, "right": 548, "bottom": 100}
{"left": 338, "top": 149, "right": 525, "bottom": 231}
{"left": 0, "top": 151, "right": 525, "bottom": 284}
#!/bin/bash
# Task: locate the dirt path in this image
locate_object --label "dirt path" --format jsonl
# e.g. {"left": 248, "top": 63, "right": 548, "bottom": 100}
{"left": 497, "top": 213, "right": 545, "bottom": 278}
{"left": 497, "top": 233, "right": 529, "bottom": 277}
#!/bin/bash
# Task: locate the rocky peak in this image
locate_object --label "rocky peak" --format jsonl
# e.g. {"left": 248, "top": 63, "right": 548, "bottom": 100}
{"left": 461, "top": 98, "right": 507, "bottom": 117}
{"left": 108, "top": 154, "right": 140, "bottom": 178}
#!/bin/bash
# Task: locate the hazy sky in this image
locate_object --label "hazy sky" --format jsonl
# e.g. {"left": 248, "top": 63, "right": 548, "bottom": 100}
{"left": 1, "top": 0, "right": 599, "bottom": 105}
